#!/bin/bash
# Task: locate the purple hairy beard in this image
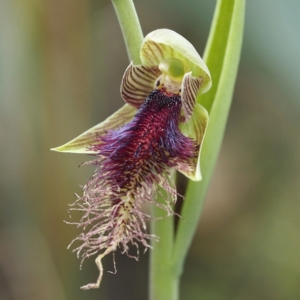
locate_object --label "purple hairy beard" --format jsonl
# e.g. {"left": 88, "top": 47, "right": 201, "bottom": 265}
{"left": 69, "top": 89, "right": 198, "bottom": 270}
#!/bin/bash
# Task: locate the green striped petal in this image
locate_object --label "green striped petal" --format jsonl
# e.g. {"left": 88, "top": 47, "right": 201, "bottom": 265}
{"left": 181, "top": 72, "right": 203, "bottom": 123}
{"left": 121, "top": 63, "right": 160, "bottom": 108}
{"left": 51, "top": 104, "right": 136, "bottom": 153}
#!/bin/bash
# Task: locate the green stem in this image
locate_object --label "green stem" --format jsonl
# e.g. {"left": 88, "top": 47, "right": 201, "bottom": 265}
{"left": 150, "top": 190, "right": 178, "bottom": 300}
{"left": 111, "top": 0, "right": 143, "bottom": 64}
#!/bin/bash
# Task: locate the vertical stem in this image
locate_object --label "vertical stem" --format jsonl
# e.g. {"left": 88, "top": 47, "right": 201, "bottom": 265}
{"left": 150, "top": 191, "right": 179, "bottom": 300}
{"left": 111, "top": 0, "right": 143, "bottom": 64}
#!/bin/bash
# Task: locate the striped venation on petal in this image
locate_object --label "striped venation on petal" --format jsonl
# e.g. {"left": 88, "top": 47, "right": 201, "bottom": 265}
{"left": 181, "top": 72, "right": 203, "bottom": 123}
{"left": 141, "top": 41, "right": 175, "bottom": 66}
{"left": 121, "top": 63, "right": 161, "bottom": 108}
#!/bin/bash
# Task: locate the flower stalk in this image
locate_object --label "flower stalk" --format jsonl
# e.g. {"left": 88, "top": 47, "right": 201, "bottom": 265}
{"left": 150, "top": 190, "right": 179, "bottom": 300}
{"left": 111, "top": 0, "right": 143, "bottom": 64}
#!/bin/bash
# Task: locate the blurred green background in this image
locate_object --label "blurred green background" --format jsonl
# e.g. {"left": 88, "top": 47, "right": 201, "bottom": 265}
{"left": 1, "top": 0, "right": 300, "bottom": 299}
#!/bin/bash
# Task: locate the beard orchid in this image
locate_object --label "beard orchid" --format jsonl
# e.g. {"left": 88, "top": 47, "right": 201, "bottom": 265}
{"left": 52, "top": 29, "right": 211, "bottom": 289}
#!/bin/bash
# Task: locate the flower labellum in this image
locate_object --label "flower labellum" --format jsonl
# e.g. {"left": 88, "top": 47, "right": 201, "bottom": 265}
{"left": 51, "top": 29, "right": 211, "bottom": 289}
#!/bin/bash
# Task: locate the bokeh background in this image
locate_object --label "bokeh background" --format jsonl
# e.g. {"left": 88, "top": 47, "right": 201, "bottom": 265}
{"left": 1, "top": 0, "right": 300, "bottom": 299}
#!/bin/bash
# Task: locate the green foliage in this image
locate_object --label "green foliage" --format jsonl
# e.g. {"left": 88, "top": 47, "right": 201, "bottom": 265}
{"left": 173, "top": 0, "right": 245, "bottom": 279}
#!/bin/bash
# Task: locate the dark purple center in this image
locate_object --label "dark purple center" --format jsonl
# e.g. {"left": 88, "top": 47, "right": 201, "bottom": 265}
{"left": 93, "top": 89, "right": 197, "bottom": 194}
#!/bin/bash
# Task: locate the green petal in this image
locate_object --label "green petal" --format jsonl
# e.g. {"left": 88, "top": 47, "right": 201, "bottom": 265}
{"left": 51, "top": 104, "right": 136, "bottom": 153}
{"left": 121, "top": 63, "right": 161, "bottom": 108}
{"left": 141, "top": 29, "right": 212, "bottom": 94}
{"left": 181, "top": 72, "right": 203, "bottom": 123}
{"left": 178, "top": 103, "right": 209, "bottom": 181}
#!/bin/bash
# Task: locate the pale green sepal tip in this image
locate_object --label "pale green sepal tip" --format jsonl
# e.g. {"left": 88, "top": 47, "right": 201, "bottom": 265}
{"left": 50, "top": 123, "right": 102, "bottom": 154}
{"left": 51, "top": 104, "right": 136, "bottom": 154}
{"left": 179, "top": 103, "right": 209, "bottom": 181}
{"left": 50, "top": 144, "right": 96, "bottom": 154}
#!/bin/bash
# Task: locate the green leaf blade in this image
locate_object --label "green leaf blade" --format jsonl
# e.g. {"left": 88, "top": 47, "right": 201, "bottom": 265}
{"left": 173, "top": 0, "right": 246, "bottom": 274}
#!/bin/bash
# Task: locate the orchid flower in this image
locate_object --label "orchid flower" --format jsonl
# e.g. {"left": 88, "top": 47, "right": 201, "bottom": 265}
{"left": 52, "top": 29, "right": 211, "bottom": 289}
